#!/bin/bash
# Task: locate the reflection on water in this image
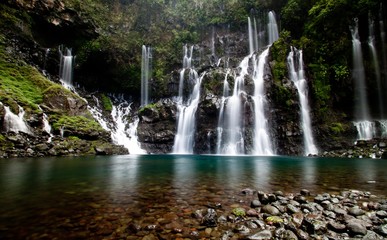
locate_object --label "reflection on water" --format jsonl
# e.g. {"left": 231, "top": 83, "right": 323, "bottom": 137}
{"left": 1, "top": 155, "right": 387, "bottom": 238}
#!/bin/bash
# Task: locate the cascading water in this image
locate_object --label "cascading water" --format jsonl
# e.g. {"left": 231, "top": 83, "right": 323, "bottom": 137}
{"left": 173, "top": 45, "right": 205, "bottom": 154}
{"left": 2, "top": 104, "right": 32, "bottom": 134}
{"left": 217, "top": 13, "right": 277, "bottom": 155}
{"left": 216, "top": 70, "right": 230, "bottom": 154}
{"left": 287, "top": 47, "right": 318, "bottom": 156}
{"left": 111, "top": 102, "right": 146, "bottom": 154}
{"left": 218, "top": 56, "right": 249, "bottom": 155}
{"left": 351, "top": 19, "right": 374, "bottom": 140}
{"left": 268, "top": 11, "right": 279, "bottom": 45}
{"left": 248, "top": 17, "right": 259, "bottom": 54}
{"left": 368, "top": 16, "right": 384, "bottom": 118}
{"left": 141, "top": 45, "right": 152, "bottom": 106}
{"left": 59, "top": 47, "right": 75, "bottom": 91}
{"left": 252, "top": 48, "right": 274, "bottom": 155}
{"left": 88, "top": 96, "right": 145, "bottom": 154}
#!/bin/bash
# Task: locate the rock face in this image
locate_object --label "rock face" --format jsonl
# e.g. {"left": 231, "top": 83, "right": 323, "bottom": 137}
{"left": 6, "top": 0, "right": 98, "bottom": 46}
{"left": 137, "top": 99, "right": 177, "bottom": 154}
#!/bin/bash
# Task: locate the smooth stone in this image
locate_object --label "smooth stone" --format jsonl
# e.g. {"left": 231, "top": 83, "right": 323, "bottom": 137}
{"left": 262, "top": 205, "right": 280, "bottom": 216}
{"left": 251, "top": 199, "right": 262, "bottom": 208}
{"left": 346, "top": 219, "right": 367, "bottom": 235}
{"left": 375, "top": 224, "right": 387, "bottom": 236}
{"left": 349, "top": 206, "right": 365, "bottom": 216}
{"left": 247, "top": 230, "right": 273, "bottom": 240}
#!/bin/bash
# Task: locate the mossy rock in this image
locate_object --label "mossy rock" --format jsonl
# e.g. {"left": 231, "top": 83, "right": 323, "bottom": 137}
{"left": 42, "top": 85, "right": 89, "bottom": 116}
{"left": 52, "top": 115, "right": 107, "bottom": 140}
{"left": 266, "top": 216, "right": 283, "bottom": 224}
{"left": 232, "top": 207, "right": 246, "bottom": 217}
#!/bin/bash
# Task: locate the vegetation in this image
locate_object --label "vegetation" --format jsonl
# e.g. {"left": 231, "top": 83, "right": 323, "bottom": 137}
{"left": 52, "top": 115, "right": 104, "bottom": 133}
{"left": 0, "top": 37, "right": 53, "bottom": 113}
{"left": 101, "top": 94, "right": 113, "bottom": 111}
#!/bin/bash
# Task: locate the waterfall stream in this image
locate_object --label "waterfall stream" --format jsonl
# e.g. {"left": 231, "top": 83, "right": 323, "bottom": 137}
{"left": 351, "top": 19, "right": 374, "bottom": 140}
{"left": 287, "top": 47, "right": 318, "bottom": 156}
{"left": 89, "top": 97, "right": 145, "bottom": 154}
{"left": 268, "top": 11, "right": 279, "bottom": 45}
{"left": 141, "top": 45, "right": 152, "bottom": 106}
{"left": 59, "top": 47, "right": 75, "bottom": 91}
{"left": 252, "top": 48, "right": 274, "bottom": 155}
{"left": 173, "top": 45, "right": 205, "bottom": 154}
{"left": 2, "top": 104, "right": 32, "bottom": 134}
{"left": 368, "top": 17, "right": 384, "bottom": 118}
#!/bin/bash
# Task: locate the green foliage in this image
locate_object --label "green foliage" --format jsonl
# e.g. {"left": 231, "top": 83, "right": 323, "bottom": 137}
{"left": 271, "top": 31, "right": 291, "bottom": 83}
{"left": 101, "top": 94, "right": 112, "bottom": 111}
{"left": 329, "top": 122, "right": 345, "bottom": 134}
{"left": 309, "top": 63, "right": 331, "bottom": 120}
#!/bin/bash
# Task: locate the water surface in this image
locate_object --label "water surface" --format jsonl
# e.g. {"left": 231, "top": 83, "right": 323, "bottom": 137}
{"left": 0, "top": 155, "right": 386, "bottom": 238}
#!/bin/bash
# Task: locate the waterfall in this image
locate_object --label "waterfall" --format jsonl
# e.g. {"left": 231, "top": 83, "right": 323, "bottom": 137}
{"left": 268, "top": 11, "right": 279, "bottom": 45}
{"left": 354, "top": 121, "right": 375, "bottom": 140}
{"left": 88, "top": 97, "right": 145, "bottom": 154}
{"left": 252, "top": 48, "right": 274, "bottom": 155}
{"left": 380, "top": 120, "right": 387, "bottom": 137}
{"left": 141, "top": 45, "right": 152, "bottom": 106}
{"left": 111, "top": 102, "right": 146, "bottom": 154}
{"left": 59, "top": 47, "right": 74, "bottom": 90}
{"left": 368, "top": 16, "right": 384, "bottom": 118}
{"left": 217, "top": 56, "right": 250, "bottom": 155}
{"left": 248, "top": 17, "right": 259, "bottom": 54}
{"left": 351, "top": 19, "right": 374, "bottom": 140}
{"left": 173, "top": 72, "right": 206, "bottom": 154}
{"left": 2, "top": 104, "right": 32, "bottom": 134}
{"left": 287, "top": 47, "right": 318, "bottom": 156}
{"left": 216, "top": 70, "right": 230, "bottom": 154}
{"left": 173, "top": 45, "right": 205, "bottom": 154}
{"left": 42, "top": 48, "right": 50, "bottom": 75}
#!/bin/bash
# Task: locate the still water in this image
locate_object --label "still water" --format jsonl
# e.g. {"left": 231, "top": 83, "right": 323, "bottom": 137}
{"left": 0, "top": 155, "right": 386, "bottom": 238}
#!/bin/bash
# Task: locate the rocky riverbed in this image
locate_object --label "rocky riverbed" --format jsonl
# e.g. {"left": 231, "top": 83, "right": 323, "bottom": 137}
{"left": 2, "top": 187, "right": 387, "bottom": 239}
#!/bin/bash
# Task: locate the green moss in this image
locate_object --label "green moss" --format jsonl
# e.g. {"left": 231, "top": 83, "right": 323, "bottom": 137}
{"left": 232, "top": 207, "right": 246, "bottom": 217}
{"left": 139, "top": 102, "right": 158, "bottom": 114}
{"left": 101, "top": 94, "right": 112, "bottom": 111}
{"left": 52, "top": 115, "right": 104, "bottom": 133}
{"left": 266, "top": 216, "right": 283, "bottom": 224}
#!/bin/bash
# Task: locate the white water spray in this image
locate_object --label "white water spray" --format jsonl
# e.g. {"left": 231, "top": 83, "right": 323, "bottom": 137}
{"left": 2, "top": 104, "right": 32, "bottom": 134}
{"left": 111, "top": 102, "right": 146, "bottom": 154}
{"left": 287, "top": 47, "right": 318, "bottom": 156}
{"left": 88, "top": 97, "right": 145, "bottom": 154}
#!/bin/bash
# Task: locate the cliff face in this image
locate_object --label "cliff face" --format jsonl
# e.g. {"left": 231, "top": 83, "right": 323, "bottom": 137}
{"left": 0, "top": 0, "right": 386, "bottom": 157}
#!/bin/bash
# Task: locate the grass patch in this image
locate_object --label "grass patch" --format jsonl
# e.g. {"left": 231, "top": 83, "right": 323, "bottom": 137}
{"left": 52, "top": 115, "right": 104, "bottom": 133}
